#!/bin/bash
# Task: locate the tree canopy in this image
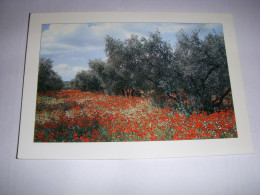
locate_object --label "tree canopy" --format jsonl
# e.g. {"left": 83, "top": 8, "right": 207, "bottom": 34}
{"left": 37, "top": 57, "right": 64, "bottom": 92}
{"left": 70, "top": 69, "right": 102, "bottom": 92}
{"left": 69, "top": 29, "right": 233, "bottom": 114}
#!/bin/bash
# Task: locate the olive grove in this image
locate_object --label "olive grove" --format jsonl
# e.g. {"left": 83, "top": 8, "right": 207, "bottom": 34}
{"left": 70, "top": 29, "right": 233, "bottom": 114}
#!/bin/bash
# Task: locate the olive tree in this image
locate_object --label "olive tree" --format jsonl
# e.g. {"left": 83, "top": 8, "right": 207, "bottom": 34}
{"left": 165, "top": 30, "right": 232, "bottom": 113}
{"left": 70, "top": 70, "right": 102, "bottom": 92}
{"left": 37, "top": 57, "right": 64, "bottom": 92}
{"left": 73, "top": 28, "right": 233, "bottom": 114}
{"left": 104, "top": 31, "right": 174, "bottom": 97}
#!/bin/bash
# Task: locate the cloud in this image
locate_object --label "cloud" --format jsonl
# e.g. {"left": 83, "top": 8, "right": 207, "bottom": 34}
{"left": 201, "top": 23, "right": 222, "bottom": 30}
{"left": 40, "top": 24, "right": 105, "bottom": 55}
{"left": 53, "top": 63, "right": 89, "bottom": 81}
{"left": 73, "top": 66, "right": 89, "bottom": 72}
{"left": 158, "top": 23, "right": 194, "bottom": 33}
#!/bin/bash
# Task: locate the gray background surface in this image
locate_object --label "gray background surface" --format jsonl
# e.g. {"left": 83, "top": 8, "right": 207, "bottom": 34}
{"left": 0, "top": 0, "right": 259, "bottom": 194}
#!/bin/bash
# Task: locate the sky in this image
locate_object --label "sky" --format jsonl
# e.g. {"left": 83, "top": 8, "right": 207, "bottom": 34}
{"left": 39, "top": 22, "right": 223, "bottom": 81}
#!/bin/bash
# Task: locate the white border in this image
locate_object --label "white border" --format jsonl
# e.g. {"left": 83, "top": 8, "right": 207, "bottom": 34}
{"left": 17, "top": 12, "right": 253, "bottom": 159}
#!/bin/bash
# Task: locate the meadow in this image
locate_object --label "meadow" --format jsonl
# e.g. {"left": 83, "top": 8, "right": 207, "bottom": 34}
{"left": 34, "top": 90, "right": 237, "bottom": 142}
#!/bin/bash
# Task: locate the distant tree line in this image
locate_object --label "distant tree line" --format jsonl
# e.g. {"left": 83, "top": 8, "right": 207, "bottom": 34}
{"left": 38, "top": 29, "right": 233, "bottom": 114}
{"left": 37, "top": 58, "right": 64, "bottom": 92}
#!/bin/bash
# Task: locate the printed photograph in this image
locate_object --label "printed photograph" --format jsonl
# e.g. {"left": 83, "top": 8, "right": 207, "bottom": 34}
{"left": 34, "top": 22, "right": 238, "bottom": 142}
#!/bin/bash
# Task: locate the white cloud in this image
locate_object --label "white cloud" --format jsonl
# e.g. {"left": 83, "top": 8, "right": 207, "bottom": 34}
{"left": 201, "top": 23, "right": 222, "bottom": 30}
{"left": 72, "top": 57, "right": 83, "bottom": 61}
{"left": 53, "top": 63, "right": 89, "bottom": 81}
{"left": 72, "top": 66, "right": 89, "bottom": 72}
{"left": 91, "top": 23, "right": 115, "bottom": 36}
{"left": 54, "top": 64, "right": 70, "bottom": 70}
{"left": 40, "top": 24, "right": 105, "bottom": 55}
{"left": 158, "top": 23, "right": 193, "bottom": 34}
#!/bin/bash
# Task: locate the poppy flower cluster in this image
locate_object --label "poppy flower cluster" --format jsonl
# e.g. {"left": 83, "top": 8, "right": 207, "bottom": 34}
{"left": 34, "top": 90, "right": 237, "bottom": 142}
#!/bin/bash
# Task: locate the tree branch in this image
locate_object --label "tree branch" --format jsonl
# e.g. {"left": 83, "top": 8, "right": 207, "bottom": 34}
{"left": 212, "top": 88, "right": 231, "bottom": 107}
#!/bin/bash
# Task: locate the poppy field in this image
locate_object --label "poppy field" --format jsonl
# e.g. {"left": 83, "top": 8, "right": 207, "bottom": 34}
{"left": 34, "top": 90, "right": 238, "bottom": 142}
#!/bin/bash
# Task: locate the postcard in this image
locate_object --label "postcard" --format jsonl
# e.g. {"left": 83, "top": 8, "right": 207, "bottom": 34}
{"left": 17, "top": 12, "right": 253, "bottom": 159}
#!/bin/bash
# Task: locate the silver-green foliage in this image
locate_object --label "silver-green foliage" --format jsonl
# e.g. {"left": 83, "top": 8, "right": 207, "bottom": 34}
{"left": 37, "top": 58, "right": 64, "bottom": 92}
{"left": 71, "top": 29, "right": 232, "bottom": 114}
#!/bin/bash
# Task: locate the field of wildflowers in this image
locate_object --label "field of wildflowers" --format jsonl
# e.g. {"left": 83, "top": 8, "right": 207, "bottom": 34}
{"left": 34, "top": 90, "right": 237, "bottom": 142}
